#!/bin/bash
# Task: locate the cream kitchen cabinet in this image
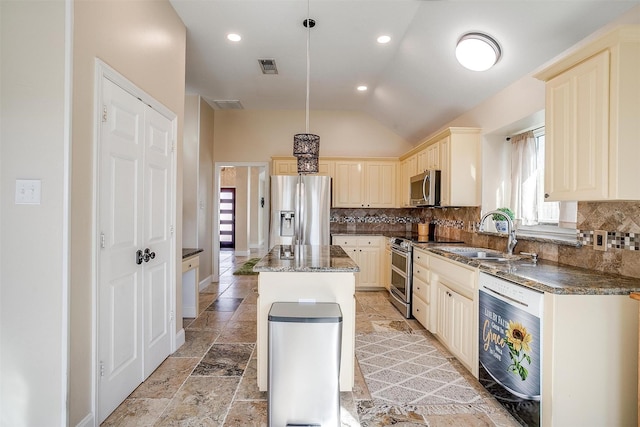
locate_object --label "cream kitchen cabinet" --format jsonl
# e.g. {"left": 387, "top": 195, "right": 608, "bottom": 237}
{"left": 399, "top": 127, "right": 480, "bottom": 207}
{"left": 430, "top": 253, "right": 478, "bottom": 376}
{"left": 534, "top": 26, "right": 640, "bottom": 201}
{"left": 438, "top": 128, "right": 481, "bottom": 207}
{"left": 411, "top": 247, "right": 431, "bottom": 330}
{"left": 382, "top": 238, "right": 392, "bottom": 290}
{"left": 333, "top": 160, "right": 396, "bottom": 208}
{"left": 399, "top": 155, "right": 417, "bottom": 207}
{"left": 332, "top": 235, "right": 385, "bottom": 289}
{"left": 272, "top": 156, "right": 334, "bottom": 176}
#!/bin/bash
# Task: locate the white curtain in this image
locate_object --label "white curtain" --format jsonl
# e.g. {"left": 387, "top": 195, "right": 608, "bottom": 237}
{"left": 510, "top": 130, "right": 538, "bottom": 226}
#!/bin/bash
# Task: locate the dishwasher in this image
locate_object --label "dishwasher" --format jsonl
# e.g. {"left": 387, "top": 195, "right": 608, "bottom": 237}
{"left": 478, "top": 272, "right": 543, "bottom": 427}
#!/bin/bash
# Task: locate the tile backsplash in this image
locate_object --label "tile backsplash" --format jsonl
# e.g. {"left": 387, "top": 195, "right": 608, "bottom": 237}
{"left": 330, "top": 201, "right": 640, "bottom": 279}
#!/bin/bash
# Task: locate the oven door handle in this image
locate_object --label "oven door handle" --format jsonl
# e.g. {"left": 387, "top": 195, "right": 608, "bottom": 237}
{"left": 390, "top": 286, "right": 408, "bottom": 304}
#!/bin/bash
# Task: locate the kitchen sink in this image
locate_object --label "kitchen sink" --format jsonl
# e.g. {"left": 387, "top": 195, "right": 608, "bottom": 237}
{"left": 437, "top": 246, "right": 512, "bottom": 261}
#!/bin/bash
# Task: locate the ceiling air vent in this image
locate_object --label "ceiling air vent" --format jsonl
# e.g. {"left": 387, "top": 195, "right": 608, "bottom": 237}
{"left": 258, "top": 58, "right": 278, "bottom": 75}
{"left": 212, "top": 100, "right": 244, "bottom": 110}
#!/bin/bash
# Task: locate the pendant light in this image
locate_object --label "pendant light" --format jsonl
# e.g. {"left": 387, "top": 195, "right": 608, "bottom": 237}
{"left": 293, "top": 3, "right": 320, "bottom": 174}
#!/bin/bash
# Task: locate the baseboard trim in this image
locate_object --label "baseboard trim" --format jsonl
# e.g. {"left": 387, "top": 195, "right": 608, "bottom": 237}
{"left": 199, "top": 274, "right": 212, "bottom": 291}
{"left": 75, "top": 413, "right": 94, "bottom": 427}
{"left": 234, "top": 250, "right": 251, "bottom": 256}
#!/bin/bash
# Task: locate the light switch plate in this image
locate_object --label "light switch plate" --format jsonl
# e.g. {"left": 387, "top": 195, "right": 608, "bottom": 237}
{"left": 15, "top": 179, "right": 41, "bottom": 205}
{"left": 593, "top": 230, "right": 607, "bottom": 251}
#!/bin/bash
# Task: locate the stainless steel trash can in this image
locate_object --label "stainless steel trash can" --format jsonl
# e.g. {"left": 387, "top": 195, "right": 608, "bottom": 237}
{"left": 268, "top": 302, "right": 343, "bottom": 427}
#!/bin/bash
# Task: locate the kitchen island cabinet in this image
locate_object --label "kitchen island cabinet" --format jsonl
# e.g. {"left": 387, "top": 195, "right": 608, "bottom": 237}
{"left": 253, "top": 245, "right": 359, "bottom": 392}
{"left": 535, "top": 26, "right": 640, "bottom": 201}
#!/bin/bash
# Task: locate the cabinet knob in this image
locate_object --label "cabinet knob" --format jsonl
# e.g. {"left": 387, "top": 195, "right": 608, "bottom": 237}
{"left": 544, "top": 193, "right": 550, "bottom": 199}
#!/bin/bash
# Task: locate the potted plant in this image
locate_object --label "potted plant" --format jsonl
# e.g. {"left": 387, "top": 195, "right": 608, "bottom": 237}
{"left": 491, "top": 207, "right": 515, "bottom": 233}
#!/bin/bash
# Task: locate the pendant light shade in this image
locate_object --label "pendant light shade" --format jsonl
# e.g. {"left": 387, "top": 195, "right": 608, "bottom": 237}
{"left": 296, "top": 155, "right": 319, "bottom": 174}
{"left": 456, "top": 32, "right": 501, "bottom": 71}
{"left": 293, "top": 133, "right": 320, "bottom": 158}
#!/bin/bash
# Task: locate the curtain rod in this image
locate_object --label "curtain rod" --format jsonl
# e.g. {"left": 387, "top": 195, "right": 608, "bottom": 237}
{"left": 506, "top": 125, "right": 544, "bottom": 141}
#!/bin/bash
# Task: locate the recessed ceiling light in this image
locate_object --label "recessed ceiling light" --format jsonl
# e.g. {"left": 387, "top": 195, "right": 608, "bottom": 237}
{"left": 227, "top": 33, "right": 242, "bottom": 42}
{"left": 455, "top": 32, "right": 501, "bottom": 71}
{"left": 357, "top": 85, "right": 368, "bottom": 92}
{"left": 377, "top": 35, "right": 391, "bottom": 44}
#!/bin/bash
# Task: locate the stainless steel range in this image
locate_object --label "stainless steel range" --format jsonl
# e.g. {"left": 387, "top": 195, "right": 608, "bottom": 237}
{"left": 389, "top": 237, "right": 413, "bottom": 318}
{"left": 388, "top": 234, "right": 465, "bottom": 318}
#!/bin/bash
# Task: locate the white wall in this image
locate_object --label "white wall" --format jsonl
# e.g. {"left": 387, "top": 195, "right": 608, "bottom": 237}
{"left": 213, "top": 109, "right": 412, "bottom": 161}
{"left": 183, "top": 95, "right": 199, "bottom": 247}
{"left": 198, "top": 98, "right": 214, "bottom": 281}
{"left": 0, "top": 1, "right": 69, "bottom": 424}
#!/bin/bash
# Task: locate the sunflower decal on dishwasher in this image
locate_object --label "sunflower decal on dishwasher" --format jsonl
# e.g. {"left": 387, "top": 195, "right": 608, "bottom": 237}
{"left": 505, "top": 320, "right": 533, "bottom": 381}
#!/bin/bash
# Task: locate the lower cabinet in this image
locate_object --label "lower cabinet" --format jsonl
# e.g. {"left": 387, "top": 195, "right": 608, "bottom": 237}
{"left": 333, "top": 235, "right": 385, "bottom": 289}
{"left": 412, "top": 247, "right": 431, "bottom": 329}
{"left": 429, "top": 254, "right": 478, "bottom": 377}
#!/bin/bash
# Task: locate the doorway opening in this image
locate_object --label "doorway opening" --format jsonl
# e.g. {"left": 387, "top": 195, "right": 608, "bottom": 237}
{"left": 219, "top": 187, "right": 236, "bottom": 250}
{"left": 213, "top": 162, "right": 269, "bottom": 282}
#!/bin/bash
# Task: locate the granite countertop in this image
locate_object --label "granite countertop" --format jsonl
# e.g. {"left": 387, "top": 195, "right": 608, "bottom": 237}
{"left": 425, "top": 246, "right": 640, "bottom": 296}
{"left": 182, "top": 248, "right": 203, "bottom": 259}
{"left": 253, "top": 245, "right": 360, "bottom": 273}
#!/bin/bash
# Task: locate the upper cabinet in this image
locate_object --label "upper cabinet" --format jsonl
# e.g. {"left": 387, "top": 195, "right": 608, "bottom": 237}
{"left": 272, "top": 156, "right": 334, "bottom": 176}
{"left": 399, "top": 155, "right": 417, "bottom": 207}
{"left": 534, "top": 26, "right": 640, "bottom": 201}
{"left": 439, "top": 129, "right": 481, "bottom": 207}
{"left": 399, "top": 127, "right": 480, "bottom": 207}
{"left": 333, "top": 160, "right": 396, "bottom": 208}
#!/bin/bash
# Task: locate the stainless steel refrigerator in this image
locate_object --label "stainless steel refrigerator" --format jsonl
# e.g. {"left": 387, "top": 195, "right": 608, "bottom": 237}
{"left": 269, "top": 175, "right": 331, "bottom": 248}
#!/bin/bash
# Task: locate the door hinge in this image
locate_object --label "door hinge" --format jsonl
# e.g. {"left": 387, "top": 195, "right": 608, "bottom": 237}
{"left": 99, "top": 361, "right": 105, "bottom": 377}
{"left": 171, "top": 143, "right": 176, "bottom": 153}
{"left": 170, "top": 225, "right": 174, "bottom": 235}
{"left": 170, "top": 310, "right": 175, "bottom": 321}
{"left": 100, "top": 233, "right": 106, "bottom": 249}
{"left": 102, "top": 105, "right": 108, "bottom": 122}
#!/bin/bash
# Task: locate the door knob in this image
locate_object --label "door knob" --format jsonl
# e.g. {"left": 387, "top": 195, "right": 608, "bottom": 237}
{"left": 143, "top": 248, "right": 156, "bottom": 262}
{"left": 136, "top": 249, "right": 144, "bottom": 265}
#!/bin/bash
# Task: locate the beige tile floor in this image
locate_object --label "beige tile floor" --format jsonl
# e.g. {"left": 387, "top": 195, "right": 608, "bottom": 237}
{"left": 102, "top": 250, "right": 520, "bottom": 426}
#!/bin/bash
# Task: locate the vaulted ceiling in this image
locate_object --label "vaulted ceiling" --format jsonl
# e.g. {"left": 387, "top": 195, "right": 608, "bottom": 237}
{"left": 170, "top": 0, "right": 639, "bottom": 143}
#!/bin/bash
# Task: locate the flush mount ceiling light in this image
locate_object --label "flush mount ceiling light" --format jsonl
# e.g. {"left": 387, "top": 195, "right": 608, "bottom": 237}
{"left": 292, "top": 3, "right": 320, "bottom": 174}
{"left": 377, "top": 35, "right": 391, "bottom": 44}
{"left": 227, "top": 33, "right": 241, "bottom": 42}
{"left": 455, "top": 32, "right": 501, "bottom": 71}
{"left": 357, "top": 85, "right": 368, "bottom": 92}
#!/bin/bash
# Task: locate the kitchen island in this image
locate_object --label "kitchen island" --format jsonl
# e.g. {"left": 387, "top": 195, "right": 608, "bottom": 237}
{"left": 253, "top": 245, "right": 360, "bottom": 392}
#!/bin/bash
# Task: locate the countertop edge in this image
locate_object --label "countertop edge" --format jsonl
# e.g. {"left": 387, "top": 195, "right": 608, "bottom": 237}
{"left": 426, "top": 247, "right": 640, "bottom": 296}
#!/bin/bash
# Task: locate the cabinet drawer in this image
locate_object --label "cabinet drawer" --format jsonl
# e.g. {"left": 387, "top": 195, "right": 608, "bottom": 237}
{"left": 356, "top": 236, "right": 381, "bottom": 247}
{"left": 182, "top": 255, "right": 199, "bottom": 273}
{"left": 413, "top": 262, "right": 429, "bottom": 283}
{"left": 430, "top": 255, "right": 476, "bottom": 292}
{"left": 413, "top": 248, "right": 429, "bottom": 268}
{"left": 413, "top": 276, "right": 429, "bottom": 303}
{"left": 412, "top": 293, "right": 429, "bottom": 328}
{"left": 333, "top": 236, "right": 358, "bottom": 246}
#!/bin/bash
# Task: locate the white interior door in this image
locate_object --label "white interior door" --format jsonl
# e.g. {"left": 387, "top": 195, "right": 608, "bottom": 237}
{"left": 98, "top": 78, "right": 174, "bottom": 422}
{"left": 143, "top": 107, "right": 173, "bottom": 377}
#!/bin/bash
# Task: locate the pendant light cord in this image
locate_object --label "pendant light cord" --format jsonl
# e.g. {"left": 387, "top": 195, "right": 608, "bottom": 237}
{"left": 305, "top": 0, "right": 311, "bottom": 134}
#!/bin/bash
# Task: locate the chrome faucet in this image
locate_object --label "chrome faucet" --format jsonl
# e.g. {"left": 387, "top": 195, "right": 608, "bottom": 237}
{"left": 479, "top": 210, "right": 518, "bottom": 255}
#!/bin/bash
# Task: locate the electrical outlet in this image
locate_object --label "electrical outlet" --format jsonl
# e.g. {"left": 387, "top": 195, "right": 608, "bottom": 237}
{"left": 593, "top": 230, "right": 607, "bottom": 251}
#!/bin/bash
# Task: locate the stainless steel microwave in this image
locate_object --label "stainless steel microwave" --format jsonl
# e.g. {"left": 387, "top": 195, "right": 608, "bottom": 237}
{"left": 410, "top": 170, "right": 440, "bottom": 207}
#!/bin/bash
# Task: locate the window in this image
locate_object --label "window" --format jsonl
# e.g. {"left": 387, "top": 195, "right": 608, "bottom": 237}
{"left": 511, "top": 127, "right": 577, "bottom": 241}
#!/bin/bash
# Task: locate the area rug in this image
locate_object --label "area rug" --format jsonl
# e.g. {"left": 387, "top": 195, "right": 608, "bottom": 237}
{"left": 233, "top": 258, "right": 261, "bottom": 275}
{"left": 355, "top": 331, "right": 484, "bottom": 408}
